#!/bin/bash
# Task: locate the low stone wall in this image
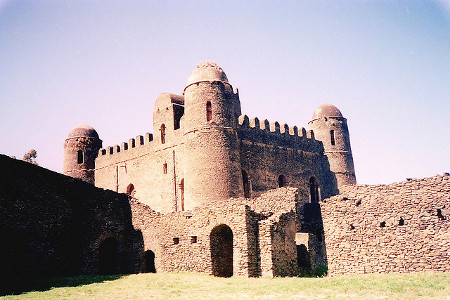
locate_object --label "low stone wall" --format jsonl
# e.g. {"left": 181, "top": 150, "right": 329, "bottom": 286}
{"left": 321, "top": 175, "right": 450, "bottom": 275}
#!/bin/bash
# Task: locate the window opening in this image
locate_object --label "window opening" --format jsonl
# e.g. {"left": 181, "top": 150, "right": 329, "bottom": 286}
{"left": 330, "top": 130, "right": 335, "bottom": 146}
{"left": 173, "top": 237, "right": 179, "bottom": 244}
{"left": 309, "top": 177, "right": 319, "bottom": 203}
{"left": 160, "top": 124, "right": 166, "bottom": 144}
{"left": 77, "top": 150, "right": 84, "bottom": 164}
{"left": 126, "top": 184, "right": 135, "bottom": 198}
{"left": 206, "top": 101, "right": 212, "bottom": 121}
{"left": 242, "top": 170, "right": 250, "bottom": 198}
{"left": 163, "top": 163, "right": 168, "bottom": 174}
{"left": 191, "top": 236, "right": 197, "bottom": 243}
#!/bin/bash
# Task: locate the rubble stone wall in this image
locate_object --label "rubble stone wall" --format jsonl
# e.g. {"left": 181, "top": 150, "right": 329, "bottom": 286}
{"left": 0, "top": 155, "right": 143, "bottom": 294}
{"left": 321, "top": 175, "right": 450, "bottom": 275}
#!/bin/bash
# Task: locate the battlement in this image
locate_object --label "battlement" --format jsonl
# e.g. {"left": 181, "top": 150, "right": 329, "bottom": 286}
{"left": 237, "top": 115, "right": 322, "bottom": 153}
{"left": 98, "top": 132, "right": 154, "bottom": 157}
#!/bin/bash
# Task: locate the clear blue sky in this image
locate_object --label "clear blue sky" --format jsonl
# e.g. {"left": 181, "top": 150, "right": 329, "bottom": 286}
{"left": 0, "top": 0, "right": 449, "bottom": 184}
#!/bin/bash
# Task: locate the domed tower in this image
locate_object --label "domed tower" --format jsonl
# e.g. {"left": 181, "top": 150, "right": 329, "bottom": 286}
{"left": 63, "top": 124, "right": 102, "bottom": 184}
{"left": 182, "top": 62, "right": 243, "bottom": 209}
{"left": 308, "top": 104, "right": 356, "bottom": 190}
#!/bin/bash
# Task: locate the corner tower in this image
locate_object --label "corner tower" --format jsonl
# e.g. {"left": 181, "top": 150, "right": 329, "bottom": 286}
{"left": 182, "top": 62, "right": 243, "bottom": 209}
{"left": 63, "top": 124, "right": 102, "bottom": 184}
{"left": 308, "top": 104, "right": 356, "bottom": 190}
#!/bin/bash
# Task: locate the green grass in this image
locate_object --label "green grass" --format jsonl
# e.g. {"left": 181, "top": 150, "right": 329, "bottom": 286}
{"left": 3, "top": 272, "right": 450, "bottom": 299}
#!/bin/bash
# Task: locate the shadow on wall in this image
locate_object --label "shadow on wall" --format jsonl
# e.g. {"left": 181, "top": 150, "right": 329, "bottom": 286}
{"left": 0, "top": 155, "right": 144, "bottom": 295}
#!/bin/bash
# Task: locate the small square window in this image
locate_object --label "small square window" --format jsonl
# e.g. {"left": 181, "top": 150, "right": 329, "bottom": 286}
{"left": 191, "top": 236, "right": 197, "bottom": 243}
{"left": 163, "top": 163, "right": 168, "bottom": 174}
{"left": 173, "top": 237, "right": 179, "bottom": 244}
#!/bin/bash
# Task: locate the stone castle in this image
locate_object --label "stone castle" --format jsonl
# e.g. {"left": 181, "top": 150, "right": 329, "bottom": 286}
{"left": 1, "top": 63, "right": 448, "bottom": 294}
{"left": 63, "top": 62, "right": 356, "bottom": 212}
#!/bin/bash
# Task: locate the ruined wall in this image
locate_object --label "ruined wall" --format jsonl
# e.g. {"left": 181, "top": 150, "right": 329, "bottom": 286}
{"left": 321, "top": 175, "right": 450, "bottom": 275}
{"left": 0, "top": 155, "right": 143, "bottom": 294}
{"left": 238, "top": 115, "right": 337, "bottom": 201}
{"left": 129, "top": 198, "right": 253, "bottom": 276}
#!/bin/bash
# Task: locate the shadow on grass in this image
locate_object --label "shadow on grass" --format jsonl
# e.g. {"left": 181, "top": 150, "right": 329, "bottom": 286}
{"left": 1, "top": 274, "right": 123, "bottom": 296}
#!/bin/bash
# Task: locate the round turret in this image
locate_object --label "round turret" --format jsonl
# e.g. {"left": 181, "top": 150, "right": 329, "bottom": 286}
{"left": 309, "top": 104, "right": 356, "bottom": 190}
{"left": 182, "top": 63, "right": 243, "bottom": 209}
{"left": 63, "top": 124, "right": 102, "bottom": 184}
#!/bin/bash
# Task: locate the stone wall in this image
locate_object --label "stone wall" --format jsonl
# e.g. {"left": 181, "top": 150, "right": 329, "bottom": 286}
{"left": 128, "top": 187, "right": 325, "bottom": 278}
{"left": 321, "top": 175, "right": 450, "bottom": 275}
{"left": 0, "top": 155, "right": 143, "bottom": 294}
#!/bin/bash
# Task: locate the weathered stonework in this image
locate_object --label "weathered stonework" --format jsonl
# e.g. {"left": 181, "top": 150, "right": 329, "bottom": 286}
{"left": 2, "top": 62, "right": 448, "bottom": 295}
{"left": 321, "top": 175, "right": 450, "bottom": 275}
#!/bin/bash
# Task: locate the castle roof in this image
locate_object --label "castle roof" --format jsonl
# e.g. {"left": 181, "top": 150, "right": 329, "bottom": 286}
{"left": 67, "top": 124, "right": 99, "bottom": 139}
{"left": 312, "top": 103, "right": 343, "bottom": 119}
{"left": 186, "top": 62, "right": 229, "bottom": 87}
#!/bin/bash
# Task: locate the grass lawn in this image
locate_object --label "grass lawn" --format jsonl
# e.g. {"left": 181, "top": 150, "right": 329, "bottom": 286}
{"left": 3, "top": 272, "right": 450, "bottom": 299}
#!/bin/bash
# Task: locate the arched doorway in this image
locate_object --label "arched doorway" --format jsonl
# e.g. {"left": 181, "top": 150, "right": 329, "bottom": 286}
{"left": 242, "top": 170, "right": 250, "bottom": 198}
{"left": 144, "top": 250, "right": 156, "bottom": 273}
{"left": 210, "top": 224, "right": 233, "bottom": 277}
{"left": 309, "top": 177, "right": 319, "bottom": 203}
{"left": 278, "top": 175, "right": 286, "bottom": 187}
{"left": 99, "top": 237, "right": 119, "bottom": 274}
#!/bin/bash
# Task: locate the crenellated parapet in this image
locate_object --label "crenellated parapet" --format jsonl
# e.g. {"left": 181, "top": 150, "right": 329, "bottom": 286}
{"left": 237, "top": 115, "right": 323, "bottom": 153}
{"left": 98, "top": 133, "right": 154, "bottom": 157}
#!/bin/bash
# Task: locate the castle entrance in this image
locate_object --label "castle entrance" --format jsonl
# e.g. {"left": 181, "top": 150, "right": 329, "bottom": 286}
{"left": 210, "top": 224, "right": 233, "bottom": 277}
{"left": 144, "top": 250, "right": 156, "bottom": 273}
{"left": 99, "top": 237, "right": 119, "bottom": 274}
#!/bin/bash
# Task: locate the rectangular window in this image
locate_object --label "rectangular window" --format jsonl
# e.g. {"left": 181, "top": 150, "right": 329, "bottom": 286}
{"left": 163, "top": 163, "right": 168, "bottom": 174}
{"left": 173, "top": 237, "right": 180, "bottom": 244}
{"left": 191, "top": 236, "right": 197, "bottom": 243}
{"left": 330, "top": 130, "right": 335, "bottom": 146}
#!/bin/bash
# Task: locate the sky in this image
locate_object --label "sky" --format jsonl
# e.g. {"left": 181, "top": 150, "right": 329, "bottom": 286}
{"left": 0, "top": 0, "right": 449, "bottom": 185}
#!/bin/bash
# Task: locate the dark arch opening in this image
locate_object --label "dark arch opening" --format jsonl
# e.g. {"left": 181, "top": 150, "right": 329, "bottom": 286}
{"left": 144, "top": 250, "right": 156, "bottom": 273}
{"left": 126, "top": 184, "right": 135, "bottom": 197}
{"left": 206, "top": 101, "right": 212, "bottom": 121}
{"left": 77, "top": 150, "right": 83, "bottom": 164}
{"left": 309, "top": 177, "right": 319, "bottom": 203}
{"left": 242, "top": 170, "right": 250, "bottom": 198}
{"left": 210, "top": 224, "right": 233, "bottom": 277}
{"left": 99, "top": 237, "right": 119, "bottom": 275}
{"left": 278, "top": 175, "right": 286, "bottom": 188}
{"left": 160, "top": 124, "right": 166, "bottom": 144}
{"left": 296, "top": 244, "right": 312, "bottom": 274}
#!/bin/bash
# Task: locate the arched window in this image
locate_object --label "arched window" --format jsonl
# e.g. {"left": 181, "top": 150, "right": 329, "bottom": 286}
{"left": 77, "top": 150, "right": 83, "bottom": 164}
{"left": 330, "top": 130, "right": 335, "bottom": 146}
{"left": 242, "top": 170, "right": 250, "bottom": 198}
{"left": 278, "top": 175, "right": 286, "bottom": 188}
{"left": 126, "top": 183, "right": 135, "bottom": 197}
{"left": 160, "top": 124, "right": 166, "bottom": 144}
{"left": 309, "top": 177, "right": 319, "bottom": 203}
{"left": 206, "top": 101, "right": 212, "bottom": 121}
{"left": 180, "top": 179, "right": 184, "bottom": 211}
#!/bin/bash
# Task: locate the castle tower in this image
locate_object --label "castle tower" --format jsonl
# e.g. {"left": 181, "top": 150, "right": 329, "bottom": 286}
{"left": 308, "top": 104, "right": 356, "bottom": 190}
{"left": 182, "top": 62, "right": 243, "bottom": 209}
{"left": 63, "top": 124, "right": 102, "bottom": 184}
